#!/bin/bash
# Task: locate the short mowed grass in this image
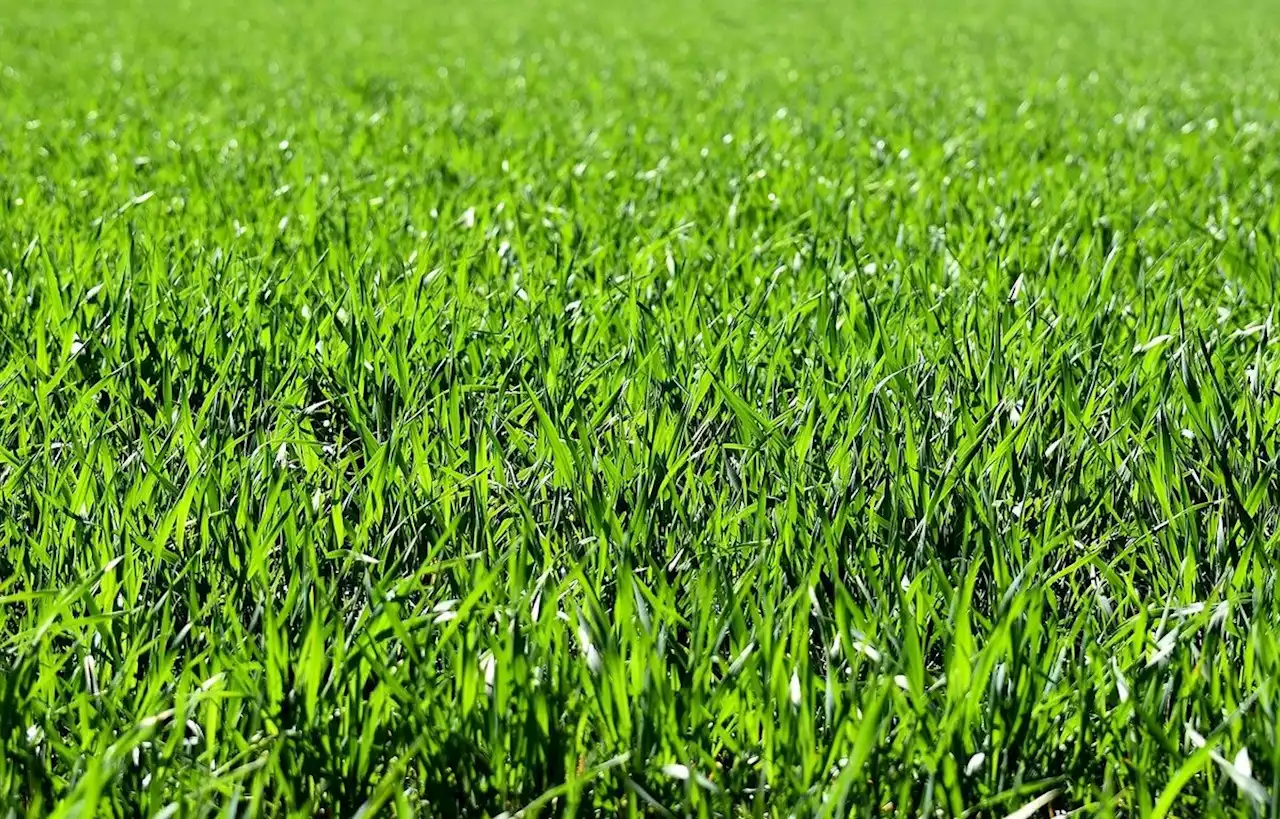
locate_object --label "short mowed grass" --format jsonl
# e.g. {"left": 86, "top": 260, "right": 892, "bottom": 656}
{"left": 3, "top": 0, "right": 1280, "bottom": 815}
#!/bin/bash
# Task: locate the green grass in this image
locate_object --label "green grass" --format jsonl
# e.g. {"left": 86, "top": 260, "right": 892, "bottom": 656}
{"left": 2, "top": 0, "right": 1280, "bottom": 814}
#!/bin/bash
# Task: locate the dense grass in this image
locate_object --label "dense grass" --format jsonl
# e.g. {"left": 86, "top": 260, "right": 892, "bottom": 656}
{"left": 3, "top": 0, "right": 1280, "bottom": 815}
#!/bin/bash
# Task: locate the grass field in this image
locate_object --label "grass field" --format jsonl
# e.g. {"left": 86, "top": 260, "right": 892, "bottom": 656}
{"left": 3, "top": 0, "right": 1280, "bottom": 815}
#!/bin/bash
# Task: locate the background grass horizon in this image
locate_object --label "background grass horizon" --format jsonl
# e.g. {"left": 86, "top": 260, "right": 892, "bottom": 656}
{"left": 2, "top": 0, "right": 1280, "bottom": 815}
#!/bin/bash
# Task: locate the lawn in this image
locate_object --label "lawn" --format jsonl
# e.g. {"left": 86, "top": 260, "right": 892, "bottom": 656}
{"left": 2, "top": 0, "right": 1280, "bottom": 815}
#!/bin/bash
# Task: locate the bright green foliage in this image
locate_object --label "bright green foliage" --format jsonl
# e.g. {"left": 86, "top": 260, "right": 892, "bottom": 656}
{"left": 2, "top": 0, "right": 1280, "bottom": 815}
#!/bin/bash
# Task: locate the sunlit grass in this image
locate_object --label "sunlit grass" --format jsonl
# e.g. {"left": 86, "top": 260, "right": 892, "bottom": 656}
{"left": 2, "top": 0, "right": 1279, "bottom": 815}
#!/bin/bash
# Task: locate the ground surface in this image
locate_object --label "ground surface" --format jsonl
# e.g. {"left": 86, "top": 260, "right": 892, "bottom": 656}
{"left": 2, "top": 0, "right": 1280, "bottom": 815}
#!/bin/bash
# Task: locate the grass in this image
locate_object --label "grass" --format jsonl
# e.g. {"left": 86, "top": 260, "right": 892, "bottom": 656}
{"left": 2, "top": 0, "right": 1280, "bottom": 814}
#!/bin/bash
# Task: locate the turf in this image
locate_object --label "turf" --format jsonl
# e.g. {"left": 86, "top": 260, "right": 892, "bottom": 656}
{"left": 2, "top": 0, "right": 1280, "bottom": 815}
